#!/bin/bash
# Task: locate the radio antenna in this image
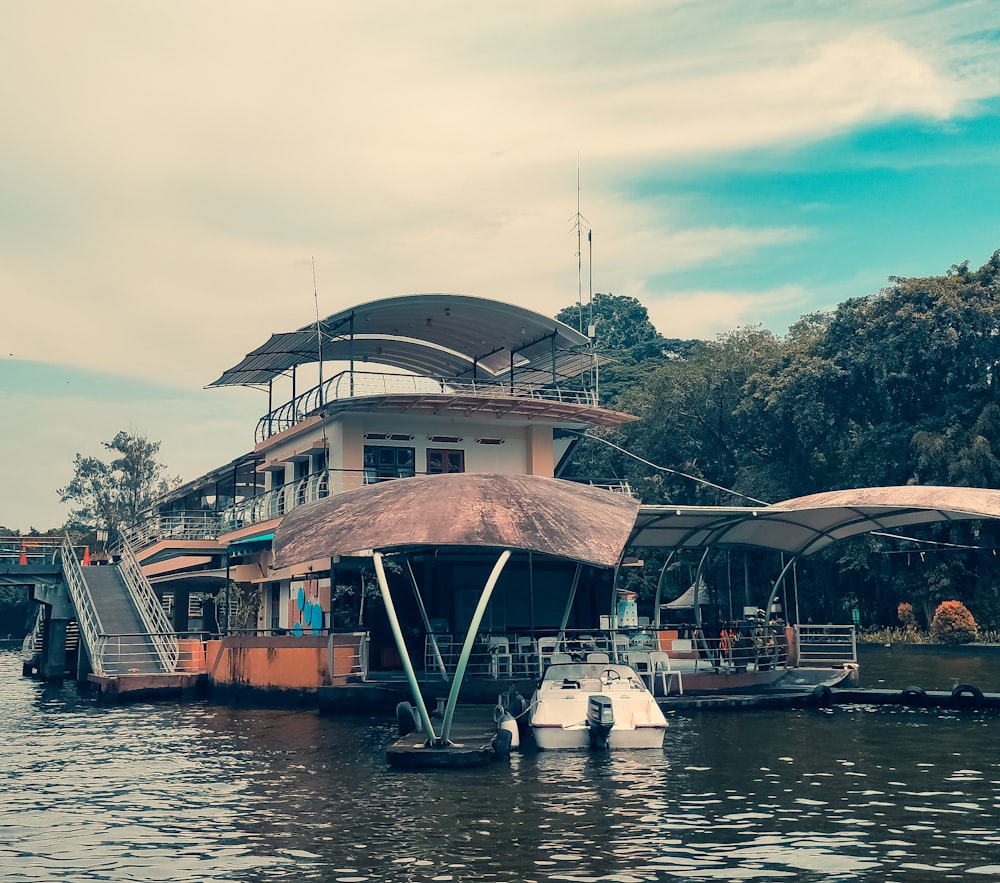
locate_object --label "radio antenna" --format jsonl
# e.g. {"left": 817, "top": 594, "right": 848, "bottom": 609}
{"left": 313, "top": 256, "right": 324, "bottom": 407}
{"left": 569, "top": 153, "right": 590, "bottom": 334}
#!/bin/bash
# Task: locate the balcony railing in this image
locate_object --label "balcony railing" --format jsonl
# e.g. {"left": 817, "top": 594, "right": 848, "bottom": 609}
{"left": 119, "top": 511, "right": 226, "bottom": 551}
{"left": 256, "top": 370, "right": 598, "bottom": 442}
{"left": 227, "top": 470, "right": 332, "bottom": 527}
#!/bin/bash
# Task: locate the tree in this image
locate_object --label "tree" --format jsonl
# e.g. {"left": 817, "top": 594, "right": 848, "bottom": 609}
{"left": 557, "top": 292, "right": 660, "bottom": 349}
{"left": 58, "top": 430, "right": 179, "bottom": 539}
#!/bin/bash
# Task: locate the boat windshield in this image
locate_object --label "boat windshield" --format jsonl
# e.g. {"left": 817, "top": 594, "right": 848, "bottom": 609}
{"left": 542, "top": 663, "right": 635, "bottom": 683}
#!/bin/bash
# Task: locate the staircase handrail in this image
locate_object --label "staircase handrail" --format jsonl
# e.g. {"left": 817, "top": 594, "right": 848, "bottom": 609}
{"left": 59, "top": 534, "right": 107, "bottom": 676}
{"left": 21, "top": 605, "right": 45, "bottom": 662}
{"left": 117, "top": 539, "right": 179, "bottom": 673}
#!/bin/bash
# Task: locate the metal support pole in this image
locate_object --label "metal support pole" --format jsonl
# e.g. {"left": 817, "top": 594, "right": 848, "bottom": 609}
{"left": 405, "top": 558, "right": 448, "bottom": 681}
{"left": 690, "top": 548, "right": 712, "bottom": 662}
{"left": 609, "top": 562, "right": 621, "bottom": 659}
{"left": 765, "top": 555, "right": 797, "bottom": 625}
{"left": 439, "top": 549, "right": 511, "bottom": 746}
{"left": 652, "top": 551, "right": 677, "bottom": 629}
{"left": 556, "top": 562, "right": 582, "bottom": 647}
{"left": 372, "top": 552, "right": 437, "bottom": 742}
{"left": 349, "top": 313, "right": 355, "bottom": 397}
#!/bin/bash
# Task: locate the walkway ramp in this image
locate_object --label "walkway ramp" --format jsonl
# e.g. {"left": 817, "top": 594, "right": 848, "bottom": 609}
{"left": 80, "top": 565, "right": 165, "bottom": 675}
{"left": 58, "top": 536, "right": 180, "bottom": 681}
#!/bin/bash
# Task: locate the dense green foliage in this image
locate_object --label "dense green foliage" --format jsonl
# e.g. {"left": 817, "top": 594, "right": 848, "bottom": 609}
{"left": 559, "top": 252, "right": 1000, "bottom": 630}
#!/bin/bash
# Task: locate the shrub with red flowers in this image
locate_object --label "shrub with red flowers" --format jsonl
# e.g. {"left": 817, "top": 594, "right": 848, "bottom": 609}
{"left": 929, "top": 600, "right": 979, "bottom": 645}
{"left": 897, "top": 603, "right": 918, "bottom": 631}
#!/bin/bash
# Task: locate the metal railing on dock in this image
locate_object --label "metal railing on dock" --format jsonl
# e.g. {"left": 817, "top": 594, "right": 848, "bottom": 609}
{"left": 794, "top": 624, "right": 858, "bottom": 667}
{"left": 117, "top": 540, "right": 179, "bottom": 672}
{"left": 59, "top": 535, "right": 106, "bottom": 672}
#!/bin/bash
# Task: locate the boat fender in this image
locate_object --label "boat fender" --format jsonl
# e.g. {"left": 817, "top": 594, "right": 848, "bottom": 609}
{"left": 951, "top": 683, "right": 985, "bottom": 711}
{"left": 899, "top": 686, "right": 928, "bottom": 708}
{"left": 811, "top": 684, "right": 834, "bottom": 708}
{"left": 507, "top": 691, "right": 527, "bottom": 719}
{"left": 396, "top": 701, "right": 419, "bottom": 738}
{"left": 492, "top": 725, "right": 513, "bottom": 759}
{"left": 497, "top": 710, "right": 520, "bottom": 750}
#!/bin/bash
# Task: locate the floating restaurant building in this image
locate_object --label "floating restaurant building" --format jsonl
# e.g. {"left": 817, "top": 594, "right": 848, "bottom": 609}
{"left": 113, "top": 292, "right": 642, "bottom": 702}
{"left": 15, "top": 292, "right": 1000, "bottom": 711}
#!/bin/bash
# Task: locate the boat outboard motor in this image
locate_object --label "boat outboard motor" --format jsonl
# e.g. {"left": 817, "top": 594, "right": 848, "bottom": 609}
{"left": 587, "top": 694, "right": 615, "bottom": 750}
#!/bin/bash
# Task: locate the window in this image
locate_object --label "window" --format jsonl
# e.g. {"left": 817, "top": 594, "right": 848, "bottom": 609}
{"left": 364, "top": 445, "right": 415, "bottom": 483}
{"left": 270, "top": 584, "right": 281, "bottom": 632}
{"left": 427, "top": 448, "right": 465, "bottom": 475}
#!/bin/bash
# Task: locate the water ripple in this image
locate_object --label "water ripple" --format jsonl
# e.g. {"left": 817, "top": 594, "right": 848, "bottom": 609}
{"left": 3, "top": 649, "right": 1000, "bottom": 880}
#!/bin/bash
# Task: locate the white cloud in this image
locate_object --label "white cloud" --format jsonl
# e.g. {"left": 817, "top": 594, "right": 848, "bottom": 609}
{"left": 2, "top": 0, "right": 1000, "bottom": 528}
{"left": 645, "top": 285, "right": 810, "bottom": 340}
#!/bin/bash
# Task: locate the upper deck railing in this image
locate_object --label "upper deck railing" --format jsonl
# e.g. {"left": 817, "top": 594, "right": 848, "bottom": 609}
{"left": 256, "top": 370, "right": 597, "bottom": 442}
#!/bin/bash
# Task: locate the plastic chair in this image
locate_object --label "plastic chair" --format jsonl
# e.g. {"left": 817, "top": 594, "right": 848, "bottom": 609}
{"left": 537, "top": 636, "right": 561, "bottom": 675}
{"left": 611, "top": 634, "right": 629, "bottom": 663}
{"left": 586, "top": 651, "right": 610, "bottom": 663}
{"left": 515, "top": 635, "right": 536, "bottom": 677}
{"left": 487, "top": 636, "right": 513, "bottom": 677}
{"left": 424, "top": 634, "right": 452, "bottom": 675}
{"left": 549, "top": 652, "right": 572, "bottom": 665}
{"left": 649, "top": 650, "right": 684, "bottom": 695}
{"left": 626, "top": 650, "right": 652, "bottom": 690}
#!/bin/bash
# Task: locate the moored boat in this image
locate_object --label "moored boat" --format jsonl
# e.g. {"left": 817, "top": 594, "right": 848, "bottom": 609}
{"left": 528, "top": 662, "right": 667, "bottom": 750}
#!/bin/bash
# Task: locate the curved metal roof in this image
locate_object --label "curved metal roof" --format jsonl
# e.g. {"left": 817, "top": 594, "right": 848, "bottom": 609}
{"left": 209, "top": 293, "right": 590, "bottom": 387}
{"left": 271, "top": 473, "right": 640, "bottom": 569}
{"left": 629, "top": 486, "right": 1000, "bottom": 557}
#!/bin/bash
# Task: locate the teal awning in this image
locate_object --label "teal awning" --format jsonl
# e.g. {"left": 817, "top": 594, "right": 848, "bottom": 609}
{"left": 228, "top": 532, "right": 274, "bottom": 549}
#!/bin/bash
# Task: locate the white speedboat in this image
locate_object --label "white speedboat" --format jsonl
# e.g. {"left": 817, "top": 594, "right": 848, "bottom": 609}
{"left": 528, "top": 662, "right": 667, "bottom": 750}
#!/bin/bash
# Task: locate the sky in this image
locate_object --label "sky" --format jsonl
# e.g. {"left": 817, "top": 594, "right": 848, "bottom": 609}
{"left": 3, "top": 0, "right": 1000, "bottom": 530}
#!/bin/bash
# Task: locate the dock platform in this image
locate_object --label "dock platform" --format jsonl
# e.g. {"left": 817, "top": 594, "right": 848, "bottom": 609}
{"left": 660, "top": 683, "right": 999, "bottom": 711}
{"left": 89, "top": 672, "right": 205, "bottom": 702}
{"left": 385, "top": 704, "right": 514, "bottom": 769}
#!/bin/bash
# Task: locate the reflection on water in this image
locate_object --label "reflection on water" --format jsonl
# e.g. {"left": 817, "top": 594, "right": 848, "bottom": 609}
{"left": 2, "top": 647, "right": 1000, "bottom": 881}
{"left": 859, "top": 643, "right": 1000, "bottom": 692}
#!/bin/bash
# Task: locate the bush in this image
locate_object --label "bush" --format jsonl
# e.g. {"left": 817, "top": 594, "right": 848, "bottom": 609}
{"left": 929, "top": 600, "right": 979, "bottom": 645}
{"left": 897, "top": 602, "right": 918, "bottom": 630}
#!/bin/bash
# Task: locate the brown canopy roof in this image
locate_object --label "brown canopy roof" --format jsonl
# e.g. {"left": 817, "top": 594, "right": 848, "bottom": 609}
{"left": 271, "top": 473, "right": 640, "bottom": 569}
{"left": 630, "top": 485, "right": 1000, "bottom": 557}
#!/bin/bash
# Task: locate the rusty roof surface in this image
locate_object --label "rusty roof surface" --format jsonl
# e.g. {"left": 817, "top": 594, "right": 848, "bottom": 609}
{"left": 271, "top": 473, "right": 640, "bottom": 569}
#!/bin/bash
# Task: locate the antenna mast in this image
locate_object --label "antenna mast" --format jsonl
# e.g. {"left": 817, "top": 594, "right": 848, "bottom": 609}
{"left": 313, "top": 256, "right": 324, "bottom": 407}
{"left": 569, "top": 153, "right": 590, "bottom": 334}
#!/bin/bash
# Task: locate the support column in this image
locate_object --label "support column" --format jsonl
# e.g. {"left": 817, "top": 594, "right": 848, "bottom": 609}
{"left": 373, "top": 552, "right": 438, "bottom": 742}
{"left": 439, "top": 550, "right": 511, "bottom": 745}
{"left": 76, "top": 635, "right": 93, "bottom": 684}
{"left": 41, "top": 611, "right": 68, "bottom": 683}
{"left": 32, "top": 579, "right": 76, "bottom": 684}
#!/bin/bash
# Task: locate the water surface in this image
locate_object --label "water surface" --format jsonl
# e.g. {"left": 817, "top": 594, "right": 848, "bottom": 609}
{"left": 2, "top": 647, "right": 999, "bottom": 881}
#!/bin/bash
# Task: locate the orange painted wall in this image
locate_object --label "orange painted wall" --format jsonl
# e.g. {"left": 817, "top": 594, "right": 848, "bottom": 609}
{"left": 205, "top": 635, "right": 363, "bottom": 690}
